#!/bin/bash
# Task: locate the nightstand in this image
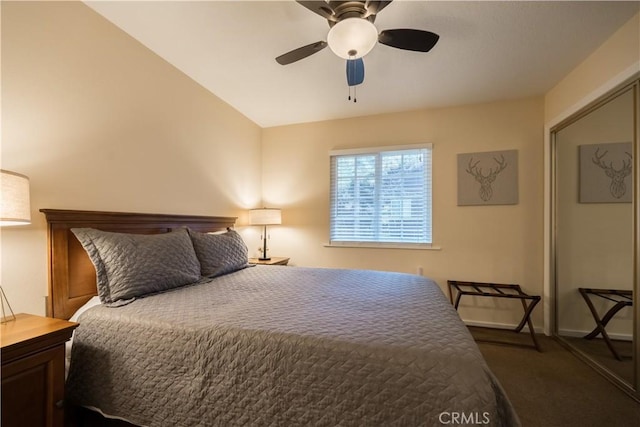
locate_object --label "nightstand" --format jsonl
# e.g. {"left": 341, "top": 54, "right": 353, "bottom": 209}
{"left": 248, "top": 257, "right": 290, "bottom": 266}
{"left": 1, "top": 313, "right": 78, "bottom": 427}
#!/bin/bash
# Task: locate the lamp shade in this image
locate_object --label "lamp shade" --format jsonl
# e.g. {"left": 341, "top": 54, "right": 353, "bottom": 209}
{"left": 249, "top": 208, "right": 282, "bottom": 226}
{"left": 327, "top": 18, "right": 378, "bottom": 59}
{"left": 0, "top": 170, "right": 31, "bottom": 226}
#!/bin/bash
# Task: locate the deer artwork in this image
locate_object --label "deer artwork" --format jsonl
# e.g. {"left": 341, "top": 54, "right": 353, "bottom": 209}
{"left": 465, "top": 155, "right": 508, "bottom": 202}
{"left": 592, "top": 148, "right": 632, "bottom": 199}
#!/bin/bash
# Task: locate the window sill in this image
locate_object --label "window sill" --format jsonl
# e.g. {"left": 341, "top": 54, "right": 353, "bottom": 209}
{"left": 323, "top": 242, "right": 442, "bottom": 250}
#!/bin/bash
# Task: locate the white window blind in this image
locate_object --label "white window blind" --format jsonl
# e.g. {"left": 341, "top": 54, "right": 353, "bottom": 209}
{"left": 329, "top": 145, "right": 432, "bottom": 245}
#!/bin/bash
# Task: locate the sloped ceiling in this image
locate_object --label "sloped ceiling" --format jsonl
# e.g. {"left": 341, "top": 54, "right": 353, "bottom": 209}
{"left": 86, "top": 1, "right": 640, "bottom": 128}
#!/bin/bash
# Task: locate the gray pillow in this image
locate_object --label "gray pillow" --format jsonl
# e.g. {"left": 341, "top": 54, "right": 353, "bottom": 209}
{"left": 187, "top": 228, "right": 248, "bottom": 278}
{"left": 71, "top": 228, "right": 201, "bottom": 305}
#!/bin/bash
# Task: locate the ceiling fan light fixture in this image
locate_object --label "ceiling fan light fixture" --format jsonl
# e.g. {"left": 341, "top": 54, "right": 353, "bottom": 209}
{"left": 327, "top": 18, "right": 378, "bottom": 59}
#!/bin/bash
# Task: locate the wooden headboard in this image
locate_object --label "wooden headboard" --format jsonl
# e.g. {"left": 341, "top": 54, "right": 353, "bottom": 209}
{"left": 40, "top": 209, "right": 237, "bottom": 320}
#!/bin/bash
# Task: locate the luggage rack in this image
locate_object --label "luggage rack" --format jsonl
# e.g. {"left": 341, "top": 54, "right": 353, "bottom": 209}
{"left": 447, "top": 280, "right": 542, "bottom": 351}
{"left": 578, "top": 287, "right": 632, "bottom": 361}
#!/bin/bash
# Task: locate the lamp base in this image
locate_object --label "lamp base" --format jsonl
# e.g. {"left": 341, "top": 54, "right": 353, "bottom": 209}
{"left": 0, "top": 286, "right": 16, "bottom": 324}
{"left": 259, "top": 225, "right": 271, "bottom": 262}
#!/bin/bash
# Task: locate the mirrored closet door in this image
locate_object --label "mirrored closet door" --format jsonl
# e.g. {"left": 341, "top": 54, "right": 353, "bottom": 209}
{"left": 552, "top": 75, "right": 639, "bottom": 399}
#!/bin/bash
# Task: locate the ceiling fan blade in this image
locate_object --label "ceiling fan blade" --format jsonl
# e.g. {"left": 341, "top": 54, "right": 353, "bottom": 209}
{"left": 378, "top": 29, "right": 440, "bottom": 52}
{"left": 366, "top": 1, "right": 393, "bottom": 16}
{"left": 276, "top": 41, "right": 328, "bottom": 65}
{"left": 296, "top": 1, "right": 337, "bottom": 22}
{"left": 346, "top": 58, "right": 365, "bottom": 86}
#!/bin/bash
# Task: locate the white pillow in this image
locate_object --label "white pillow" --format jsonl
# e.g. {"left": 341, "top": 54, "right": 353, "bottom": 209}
{"left": 69, "top": 296, "right": 101, "bottom": 322}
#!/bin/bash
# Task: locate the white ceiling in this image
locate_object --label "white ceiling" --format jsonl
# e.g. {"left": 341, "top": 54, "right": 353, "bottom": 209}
{"left": 85, "top": 1, "right": 640, "bottom": 128}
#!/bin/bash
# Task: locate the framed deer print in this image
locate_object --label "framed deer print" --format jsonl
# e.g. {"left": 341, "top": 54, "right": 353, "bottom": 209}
{"left": 579, "top": 142, "right": 632, "bottom": 203}
{"left": 457, "top": 149, "right": 518, "bottom": 206}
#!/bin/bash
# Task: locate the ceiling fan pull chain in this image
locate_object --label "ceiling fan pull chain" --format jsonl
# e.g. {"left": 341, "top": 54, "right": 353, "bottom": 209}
{"left": 346, "top": 56, "right": 359, "bottom": 103}
{"left": 348, "top": 58, "right": 353, "bottom": 101}
{"left": 347, "top": 85, "right": 357, "bottom": 102}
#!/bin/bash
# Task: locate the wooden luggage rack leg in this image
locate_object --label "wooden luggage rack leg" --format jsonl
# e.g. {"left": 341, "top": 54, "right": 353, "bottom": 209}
{"left": 447, "top": 280, "right": 542, "bottom": 352}
{"left": 578, "top": 287, "right": 633, "bottom": 361}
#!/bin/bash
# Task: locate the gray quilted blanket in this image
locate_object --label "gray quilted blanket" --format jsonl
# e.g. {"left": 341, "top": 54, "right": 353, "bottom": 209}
{"left": 66, "top": 266, "right": 519, "bottom": 427}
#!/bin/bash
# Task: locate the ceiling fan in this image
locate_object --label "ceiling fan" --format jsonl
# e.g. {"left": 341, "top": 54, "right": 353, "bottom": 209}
{"left": 275, "top": 0, "right": 440, "bottom": 101}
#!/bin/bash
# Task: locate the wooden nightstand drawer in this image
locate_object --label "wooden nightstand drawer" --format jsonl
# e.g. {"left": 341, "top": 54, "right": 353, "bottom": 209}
{"left": 1, "top": 314, "right": 78, "bottom": 427}
{"left": 2, "top": 345, "right": 65, "bottom": 427}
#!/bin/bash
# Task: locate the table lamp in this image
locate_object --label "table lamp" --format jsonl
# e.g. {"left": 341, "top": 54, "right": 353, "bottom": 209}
{"left": 249, "top": 208, "right": 281, "bottom": 261}
{"left": 1, "top": 170, "right": 31, "bottom": 323}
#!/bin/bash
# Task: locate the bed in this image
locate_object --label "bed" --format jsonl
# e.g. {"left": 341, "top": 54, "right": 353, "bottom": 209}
{"left": 42, "top": 209, "right": 520, "bottom": 427}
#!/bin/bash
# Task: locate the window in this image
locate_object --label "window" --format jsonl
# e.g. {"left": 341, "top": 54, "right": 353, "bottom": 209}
{"left": 329, "top": 144, "right": 432, "bottom": 247}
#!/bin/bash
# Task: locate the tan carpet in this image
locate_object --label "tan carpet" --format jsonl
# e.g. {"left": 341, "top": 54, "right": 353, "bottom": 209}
{"left": 470, "top": 327, "right": 640, "bottom": 427}
{"left": 562, "top": 335, "right": 633, "bottom": 384}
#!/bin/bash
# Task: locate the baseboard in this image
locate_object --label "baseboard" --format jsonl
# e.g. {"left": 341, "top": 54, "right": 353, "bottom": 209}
{"left": 461, "top": 319, "right": 544, "bottom": 335}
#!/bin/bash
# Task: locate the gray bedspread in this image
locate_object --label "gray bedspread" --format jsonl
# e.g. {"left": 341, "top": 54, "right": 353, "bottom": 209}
{"left": 66, "top": 266, "right": 520, "bottom": 427}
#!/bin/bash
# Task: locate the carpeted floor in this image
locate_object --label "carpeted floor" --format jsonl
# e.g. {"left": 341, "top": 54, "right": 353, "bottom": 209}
{"left": 470, "top": 327, "right": 640, "bottom": 427}
{"left": 563, "top": 335, "right": 633, "bottom": 384}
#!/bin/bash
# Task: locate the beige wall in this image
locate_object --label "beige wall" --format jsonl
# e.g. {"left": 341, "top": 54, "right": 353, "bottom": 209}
{"left": 262, "top": 98, "right": 545, "bottom": 329}
{"left": 0, "top": 2, "right": 262, "bottom": 315}
{"left": 545, "top": 13, "right": 640, "bottom": 125}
